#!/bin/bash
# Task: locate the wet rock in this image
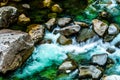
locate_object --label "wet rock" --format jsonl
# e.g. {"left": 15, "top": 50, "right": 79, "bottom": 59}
{"left": 0, "top": 29, "right": 34, "bottom": 73}
{"left": 59, "top": 60, "right": 77, "bottom": 73}
{"left": 108, "top": 23, "right": 119, "bottom": 35}
{"left": 39, "top": 39, "right": 52, "bottom": 44}
{"left": 103, "top": 75, "right": 120, "bottom": 80}
{"left": 106, "top": 47, "right": 116, "bottom": 53}
{"left": 22, "top": 4, "right": 30, "bottom": 9}
{"left": 27, "top": 24, "right": 45, "bottom": 43}
{"left": 57, "top": 18, "right": 72, "bottom": 27}
{"left": 43, "top": 0, "right": 52, "bottom": 8}
{"left": 0, "top": 6, "right": 17, "bottom": 28}
{"left": 51, "top": 4, "right": 62, "bottom": 13}
{"left": 76, "top": 28, "right": 95, "bottom": 42}
{"left": 115, "top": 41, "right": 120, "bottom": 48}
{"left": 57, "top": 35, "right": 72, "bottom": 45}
{"left": 104, "top": 35, "right": 115, "bottom": 42}
{"left": 79, "top": 65, "right": 102, "bottom": 79}
{"left": 18, "top": 14, "right": 30, "bottom": 24}
{"left": 45, "top": 18, "right": 56, "bottom": 31}
{"left": 92, "top": 19, "right": 108, "bottom": 36}
{"left": 74, "top": 21, "right": 89, "bottom": 28}
{"left": 91, "top": 53, "right": 108, "bottom": 66}
{"left": 57, "top": 25, "right": 80, "bottom": 37}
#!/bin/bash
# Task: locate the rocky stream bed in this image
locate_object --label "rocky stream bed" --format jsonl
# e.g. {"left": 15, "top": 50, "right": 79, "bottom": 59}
{"left": 0, "top": 0, "right": 120, "bottom": 80}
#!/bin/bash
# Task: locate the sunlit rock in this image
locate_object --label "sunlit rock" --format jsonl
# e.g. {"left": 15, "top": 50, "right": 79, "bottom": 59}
{"left": 57, "top": 18, "right": 72, "bottom": 27}
{"left": 18, "top": 14, "right": 30, "bottom": 24}
{"left": 91, "top": 53, "right": 108, "bottom": 66}
{"left": 0, "top": 29, "right": 34, "bottom": 74}
{"left": 79, "top": 65, "right": 102, "bottom": 79}
{"left": 45, "top": 18, "right": 56, "bottom": 31}
{"left": 57, "top": 25, "right": 80, "bottom": 37}
{"left": 0, "top": 0, "right": 8, "bottom": 6}
{"left": 74, "top": 21, "right": 89, "bottom": 28}
{"left": 51, "top": 4, "right": 62, "bottom": 13}
{"left": 43, "top": 0, "right": 52, "bottom": 8}
{"left": 27, "top": 24, "right": 45, "bottom": 43}
{"left": 57, "top": 35, "right": 72, "bottom": 45}
{"left": 59, "top": 60, "right": 77, "bottom": 73}
{"left": 76, "top": 28, "right": 95, "bottom": 42}
{"left": 0, "top": 6, "right": 17, "bottom": 28}
{"left": 92, "top": 19, "right": 108, "bottom": 36}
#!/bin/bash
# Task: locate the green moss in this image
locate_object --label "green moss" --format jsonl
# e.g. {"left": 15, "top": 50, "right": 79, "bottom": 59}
{"left": 40, "top": 66, "right": 58, "bottom": 80}
{"left": 113, "top": 16, "right": 120, "bottom": 25}
{"left": 0, "top": 77, "right": 3, "bottom": 80}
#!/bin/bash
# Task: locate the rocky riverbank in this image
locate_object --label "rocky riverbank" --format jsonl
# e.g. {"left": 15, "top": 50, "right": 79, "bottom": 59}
{"left": 0, "top": 0, "right": 120, "bottom": 80}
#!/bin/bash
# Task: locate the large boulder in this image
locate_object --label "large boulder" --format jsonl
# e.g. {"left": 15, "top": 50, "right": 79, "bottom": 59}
{"left": 91, "top": 53, "right": 108, "bottom": 66}
{"left": 27, "top": 24, "right": 45, "bottom": 43}
{"left": 79, "top": 65, "right": 102, "bottom": 79}
{"left": 0, "top": 29, "right": 34, "bottom": 73}
{"left": 56, "top": 25, "right": 80, "bottom": 37}
{"left": 0, "top": 6, "right": 17, "bottom": 28}
{"left": 76, "top": 28, "right": 95, "bottom": 42}
{"left": 92, "top": 19, "right": 108, "bottom": 36}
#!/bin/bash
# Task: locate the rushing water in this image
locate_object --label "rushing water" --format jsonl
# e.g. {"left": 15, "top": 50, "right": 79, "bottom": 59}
{"left": 10, "top": 26, "right": 120, "bottom": 79}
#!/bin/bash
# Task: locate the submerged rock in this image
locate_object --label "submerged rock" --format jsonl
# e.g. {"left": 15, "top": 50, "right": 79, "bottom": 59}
{"left": 45, "top": 18, "right": 56, "bottom": 31}
{"left": 76, "top": 28, "right": 95, "bottom": 42}
{"left": 59, "top": 60, "right": 77, "bottom": 73}
{"left": 57, "top": 25, "right": 80, "bottom": 36}
{"left": 0, "top": 6, "right": 17, "bottom": 28}
{"left": 92, "top": 19, "right": 108, "bottom": 36}
{"left": 57, "top": 18, "right": 72, "bottom": 27}
{"left": 27, "top": 24, "right": 45, "bottom": 43}
{"left": 0, "top": 29, "right": 34, "bottom": 73}
{"left": 57, "top": 35, "right": 72, "bottom": 45}
{"left": 79, "top": 65, "right": 102, "bottom": 79}
{"left": 91, "top": 53, "right": 108, "bottom": 66}
{"left": 51, "top": 4, "right": 62, "bottom": 13}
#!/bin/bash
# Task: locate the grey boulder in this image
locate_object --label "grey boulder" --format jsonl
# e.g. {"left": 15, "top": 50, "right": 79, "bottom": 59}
{"left": 0, "top": 29, "right": 34, "bottom": 73}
